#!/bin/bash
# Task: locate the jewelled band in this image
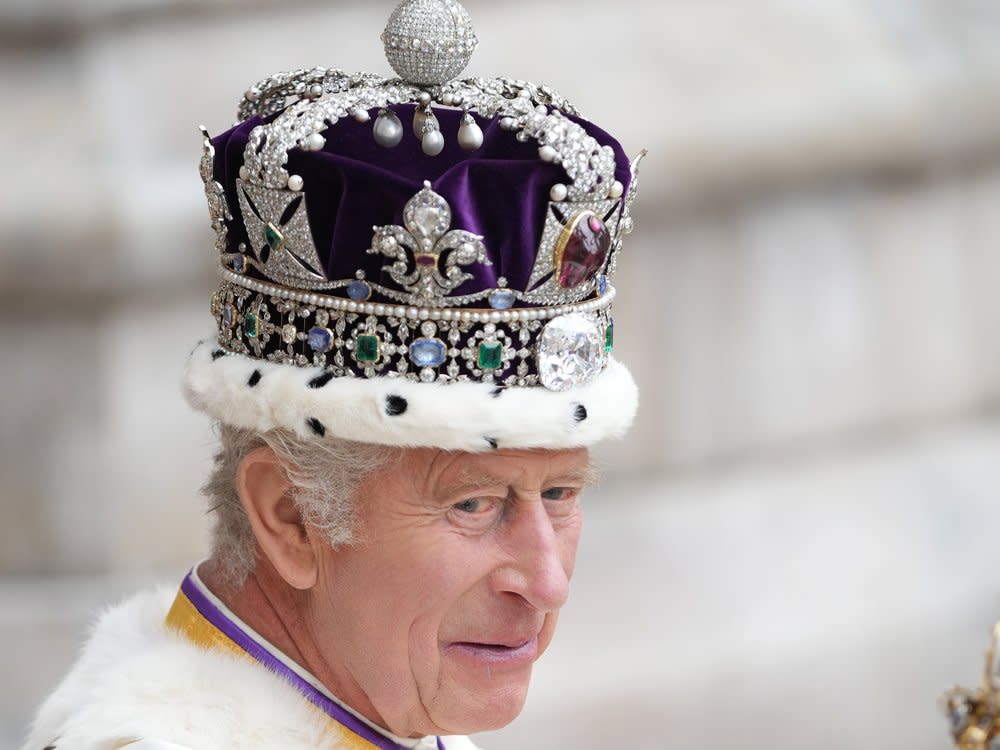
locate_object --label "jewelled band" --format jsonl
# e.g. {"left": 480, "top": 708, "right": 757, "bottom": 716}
{"left": 213, "top": 273, "right": 616, "bottom": 388}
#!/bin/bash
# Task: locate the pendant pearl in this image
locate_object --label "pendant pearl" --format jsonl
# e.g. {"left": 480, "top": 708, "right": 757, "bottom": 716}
{"left": 422, "top": 129, "right": 445, "bottom": 156}
{"left": 287, "top": 174, "right": 304, "bottom": 192}
{"left": 373, "top": 109, "right": 404, "bottom": 148}
{"left": 457, "top": 115, "right": 483, "bottom": 151}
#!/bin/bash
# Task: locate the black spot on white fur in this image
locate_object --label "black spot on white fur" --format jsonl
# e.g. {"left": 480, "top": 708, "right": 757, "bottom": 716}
{"left": 385, "top": 395, "right": 408, "bottom": 416}
{"left": 485, "top": 436, "right": 498, "bottom": 449}
{"left": 307, "top": 417, "right": 326, "bottom": 437}
{"left": 247, "top": 370, "right": 261, "bottom": 388}
{"left": 211, "top": 349, "right": 226, "bottom": 361}
{"left": 309, "top": 371, "right": 335, "bottom": 389}
{"left": 491, "top": 387, "right": 504, "bottom": 398}
{"left": 574, "top": 404, "right": 588, "bottom": 423}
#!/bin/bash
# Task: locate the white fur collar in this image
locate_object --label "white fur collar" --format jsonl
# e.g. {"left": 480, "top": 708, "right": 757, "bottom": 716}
{"left": 20, "top": 587, "right": 479, "bottom": 750}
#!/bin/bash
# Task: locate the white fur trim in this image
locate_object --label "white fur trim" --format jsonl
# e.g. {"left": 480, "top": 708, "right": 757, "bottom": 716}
{"left": 183, "top": 337, "right": 638, "bottom": 451}
{"left": 22, "top": 588, "right": 479, "bottom": 750}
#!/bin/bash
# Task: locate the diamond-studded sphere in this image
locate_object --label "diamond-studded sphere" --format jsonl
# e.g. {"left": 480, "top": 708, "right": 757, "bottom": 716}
{"left": 382, "top": 0, "right": 478, "bottom": 86}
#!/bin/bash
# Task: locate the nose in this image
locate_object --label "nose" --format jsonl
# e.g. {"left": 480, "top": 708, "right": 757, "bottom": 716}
{"left": 492, "top": 499, "right": 573, "bottom": 612}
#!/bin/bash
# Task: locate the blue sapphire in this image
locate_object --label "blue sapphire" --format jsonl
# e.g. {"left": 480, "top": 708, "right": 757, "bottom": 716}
{"left": 347, "top": 280, "right": 371, "bottom": 301}
{"left": 308, "top": 326, "right": 333, "bottom": 353}
{"left": 232, "top": 255, "right": 246, "bottom": 274}
{"left": 222, "top": 304, "right": 234, "bottom": 327}
{"left": 409, "top": 338, "right": 446, "bottom": 367}
{"left": 489, "top": 289, "right": 515, "bottom": 310}
{"left": 598, "top": 275, "right": 608, "bottom": 295}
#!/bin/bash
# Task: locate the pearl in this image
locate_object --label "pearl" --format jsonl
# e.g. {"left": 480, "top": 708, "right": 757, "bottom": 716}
{"left": 407, "top": 307, "right": 419, "bottom": 319}
{"left": 422, "top": 129, "right": 445, "bottom": 156}
{"left": 375, "top": 304, "right": 386, "bottom": 316}
{"left": 417, "top": 91, "right": 432, "bottom": 106}
{"left": 418, "top": 308, "right": 430, "bottom": 320}
{"left": 442, "top": 309, "right": 454, "bottom": 321}
{"left": 441, "top": 93, "right": 454, "bottom": 106}
{"left": 609, "top": 180, "right": 624, "bottom": 199}
{"left": 549, "top": 183, "right": 568, "bottom": 202}
{"left": 430, "top": 309, "right": 442, "bottom": 320}
{"left": 352, "top": 108, "right": 370, "bottom": 123}
{"left": 364, "top": 303, "right": 375, "bottom": 314}
{"left": 499, "top": 117, "right": 516, "bottom": 131}
{"left": 287, "top": 174, "right": 304, "bottom": 192}
{"left": 535, "top": 104, "right": 548, "bottom": 115}
{"left": 347, "top": 301, "right": 358, "bottom": 313}
{"left": 538, "top": 145, "right": 557, "bottom": 162}
{"left": 245, "top": 87, "right": 260, "bottom": 102}
{"left": 373, "top": 110, "right": 404, "bottom": 148}
{"left": 412, "top": 108, "right": 427, "bottom": 138}
{"left": 489, "top": 311, "right": 501, "bottom": 323}
{"left": 457, "top": 116, "right": 483, "bottom": 151}
{"left": 460, "top": 311, "right": 471, "bottom": 322}
{"left": 239, "top": 166, "right": 250, "bottom": 181}
{"left": 308, "top": 83, "right": 323, "bottom": 99}
{"left": 303, "top": 133, "right": 325, "bottom": 151}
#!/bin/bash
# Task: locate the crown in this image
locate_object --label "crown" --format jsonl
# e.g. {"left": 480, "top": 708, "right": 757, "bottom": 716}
{"left": 186, "top": 0, "right": 642, "bottom": 450}
{"left": 942, "top": 622, "right": 1000, "bottom": 749}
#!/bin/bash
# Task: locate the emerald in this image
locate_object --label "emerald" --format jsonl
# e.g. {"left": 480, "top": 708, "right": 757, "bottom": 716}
{"left": 263, "top": 222, "right": 285, "bottom": 252}
{"left": 245, "top": 312, "right": 259, "bottom": 338}
{"left": 604, "top": 319, "right": 614, "bottom": 353}
{"left": 478, "top": 341, "right": 503, "bottom": 370}
{"left": 356, "top": 334, "right": 380, "bottom": 363}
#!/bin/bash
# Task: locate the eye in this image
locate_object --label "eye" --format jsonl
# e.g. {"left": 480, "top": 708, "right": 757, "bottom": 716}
{"left": 454, "top": 498, "right": 485, "bottom": 513}
{"left": 541, "top": 486, "right": 575, "bottom": 501}
{"left": 447, "top": 496, "right": 503, "bottom": 531}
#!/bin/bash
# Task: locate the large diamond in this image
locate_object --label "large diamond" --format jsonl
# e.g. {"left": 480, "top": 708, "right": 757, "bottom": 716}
{"left": 556, "top": 211, "right": 611, "bottom": 288}
{"left": 537, "top": 313, "right": 603, "bottom": 391}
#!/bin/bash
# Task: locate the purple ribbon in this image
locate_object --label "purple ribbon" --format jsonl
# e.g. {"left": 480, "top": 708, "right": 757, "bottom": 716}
{"left": 180, "top": 573, "right": 445, "bottom": 750}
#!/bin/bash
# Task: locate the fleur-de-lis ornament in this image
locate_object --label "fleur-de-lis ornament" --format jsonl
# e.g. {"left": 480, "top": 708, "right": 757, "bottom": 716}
{"left": 368, "top": 181, "right": 490, "bottom": 306}
{"left": 942, "top": 621, "right": 1000, "bottom": 749}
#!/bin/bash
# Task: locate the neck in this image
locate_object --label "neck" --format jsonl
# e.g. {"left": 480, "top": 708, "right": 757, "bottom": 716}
{"left": 197, "top": 559, "right": 392, "bottom": 734}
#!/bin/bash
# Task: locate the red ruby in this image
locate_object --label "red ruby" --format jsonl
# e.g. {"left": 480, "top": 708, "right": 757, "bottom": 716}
{"left": 557, "top": 212, "right": 612, "bottom": 288}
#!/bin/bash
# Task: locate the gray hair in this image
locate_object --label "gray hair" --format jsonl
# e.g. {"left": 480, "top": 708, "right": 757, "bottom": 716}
{"left": 202, "top": 423, "right": 400, "bottom": 587}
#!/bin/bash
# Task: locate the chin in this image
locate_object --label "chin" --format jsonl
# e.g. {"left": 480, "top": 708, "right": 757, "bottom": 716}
{"left": 433, "top": 673, "right": 532, "bottom": 734}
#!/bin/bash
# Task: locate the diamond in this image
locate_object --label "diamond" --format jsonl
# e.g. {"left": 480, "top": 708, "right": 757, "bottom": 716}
{"left": 413, "top": 206, "right": 444, "bottom": 238}
{"left": 537, "top": 313, "right": 603, "bottom": 391}
{"left": 410, "top": 337, "right": 446, "bottom": 367}
{"left": 263, "top": 222, "right": 285, "bottom": 252}
{"left": 244, "top": 312, "right": 259, "bottom": 338}
{"left": 555, "top": 211, "right": 611, "bottom": 288}
{"left": 489, "top": 289, "right": 515, "bottom": 310}
{"left": 281, "top": 323, "right": 297, "bottom": 344}
{"left": 308, "top": 326, "right": 333, "bottom": 352}
{"left": 347, "top": 280, "right": 371, "bottom": 301}
{"left": 478, "top": 341, "right": 503, "bottom": 371}
{"left": 356, "top": 334, "right": 380, "bottom": 363}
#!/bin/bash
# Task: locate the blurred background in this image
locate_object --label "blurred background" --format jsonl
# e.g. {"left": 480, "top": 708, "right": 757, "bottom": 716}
{"left": 2, "top": 0, "right": 1000, "bottom": 747}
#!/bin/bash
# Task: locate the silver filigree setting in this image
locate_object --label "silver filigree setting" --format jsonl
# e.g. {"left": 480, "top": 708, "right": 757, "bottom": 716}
{"left": 368, "top": 181, "right": 490, "bottom": 307}
{"left": 200, "top": 127, "right": 231, "bottom": 255}
{"left": 236, "top": 179, "right": 328, "bottom": 288}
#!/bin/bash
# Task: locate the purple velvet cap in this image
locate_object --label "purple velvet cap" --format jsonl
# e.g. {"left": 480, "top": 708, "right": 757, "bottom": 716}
{"left": 210, "top": 103, "right": 631, "bottom": 301}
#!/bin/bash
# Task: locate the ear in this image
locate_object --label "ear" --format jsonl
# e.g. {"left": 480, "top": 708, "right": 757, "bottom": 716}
{"left": 236, "top": 446, "right": 318, "bottom": 590}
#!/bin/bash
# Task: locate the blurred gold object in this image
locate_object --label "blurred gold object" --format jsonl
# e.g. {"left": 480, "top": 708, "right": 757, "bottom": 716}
{"left": 943, "top": 622, "right": 1000, "bottom": 749}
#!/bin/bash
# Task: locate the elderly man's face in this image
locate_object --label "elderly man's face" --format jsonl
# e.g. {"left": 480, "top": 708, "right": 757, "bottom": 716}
{"left": 307, "top": 446, "right": 590, "bottom": 737}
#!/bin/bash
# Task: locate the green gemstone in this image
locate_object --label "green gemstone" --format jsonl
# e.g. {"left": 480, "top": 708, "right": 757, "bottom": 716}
{"left": 263, "top": 222, "right": 285, "bottom": 252}
{"left": 244, "top": 312, "right": 259, "bottom": 338}
{"left": 478, "top": 341, "right": 503, "bottom": 370}
{"left": 604, "top": 320, "right": 614, "bottom": 353}
{"left": 356, "top": 334, "right": 380, "bottom": 363}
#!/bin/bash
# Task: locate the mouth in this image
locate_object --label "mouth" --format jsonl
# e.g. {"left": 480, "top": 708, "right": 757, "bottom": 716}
{"left": 445, "top": 635, "right": 540, "bottom": 666}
